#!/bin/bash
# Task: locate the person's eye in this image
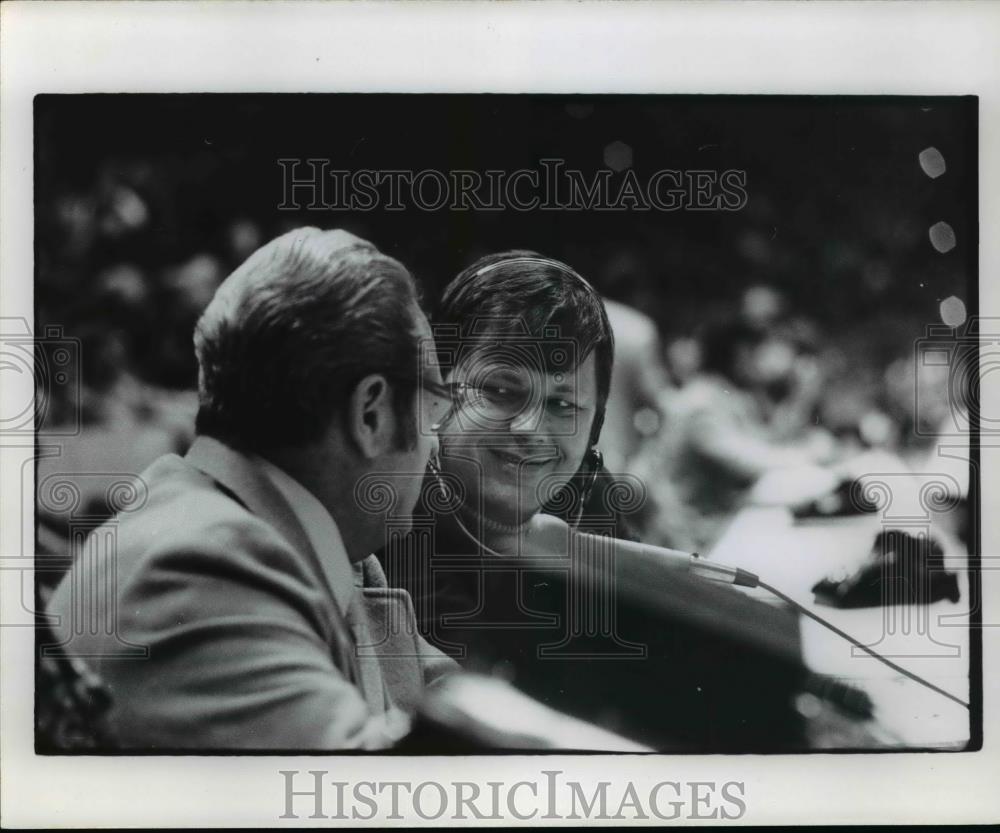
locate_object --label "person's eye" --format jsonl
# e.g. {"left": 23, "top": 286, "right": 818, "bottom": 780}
{"left": 482, "top": 383, "right": 524, "bottom": 400}
{"left": 549, "top": 398, "right": 581, "bottom": 414}
{"left": 476, "top": 384, "right": 505, "bottom": 400}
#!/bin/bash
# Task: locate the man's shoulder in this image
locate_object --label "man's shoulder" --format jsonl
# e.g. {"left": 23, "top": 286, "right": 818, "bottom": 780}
{"left": 122, "top": 453, "right": 272, "bottom": 546}
{"left": 47, "top": 451, "right": 334, "bottom": 656}
{"left": 64, "top": 452, "right": 311, "bottom": 594}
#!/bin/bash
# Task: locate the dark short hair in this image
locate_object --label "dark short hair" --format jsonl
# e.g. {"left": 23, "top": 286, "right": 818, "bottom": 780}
{"left": 699, "top": 316, "right": 767, "bottom": 379}
{"left": 194, "top": 227, "right": 420, "bottom": 451}
{"left": 436, "top": 250, "right": 614, "bottom": 445}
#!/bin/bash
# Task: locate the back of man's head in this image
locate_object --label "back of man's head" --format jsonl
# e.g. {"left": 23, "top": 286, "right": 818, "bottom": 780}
{"left": 194, "top": 227, "right": 418, "bottom": 452}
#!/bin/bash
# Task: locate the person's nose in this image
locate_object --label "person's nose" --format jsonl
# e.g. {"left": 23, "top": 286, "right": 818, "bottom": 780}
{"left": 508, "top": 398, "right": 546, "bottom": 433}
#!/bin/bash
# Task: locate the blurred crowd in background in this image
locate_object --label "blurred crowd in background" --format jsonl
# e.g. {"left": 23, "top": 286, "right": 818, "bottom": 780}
{"left": 34, "top": 95, "right": 974, "bottom": 567}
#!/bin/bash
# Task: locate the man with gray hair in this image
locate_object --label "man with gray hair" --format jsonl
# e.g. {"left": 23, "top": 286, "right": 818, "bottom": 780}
{"left": 46, "top": 227, "right": 457, "bottom": 750}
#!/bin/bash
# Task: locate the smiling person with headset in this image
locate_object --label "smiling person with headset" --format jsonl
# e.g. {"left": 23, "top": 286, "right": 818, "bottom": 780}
{"left": 434, "top": 252, "right": 631, "bottom": 537}
{"left": 375, "top": 251, "right": 649, "bottom": 658}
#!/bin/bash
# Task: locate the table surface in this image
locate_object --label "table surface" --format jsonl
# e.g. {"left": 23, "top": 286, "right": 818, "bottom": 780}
{"left": 708, "top": 503, "right": 971, "bottom": 750}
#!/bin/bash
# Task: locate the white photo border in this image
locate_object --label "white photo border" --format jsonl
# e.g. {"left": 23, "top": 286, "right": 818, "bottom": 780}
{"left": 2, "top": 0, "right": 998, "bottom": 826}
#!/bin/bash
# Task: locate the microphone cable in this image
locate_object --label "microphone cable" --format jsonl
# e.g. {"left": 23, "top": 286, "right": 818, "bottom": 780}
{"left": 752, "top": 576, "right": 970, "bottom": 711}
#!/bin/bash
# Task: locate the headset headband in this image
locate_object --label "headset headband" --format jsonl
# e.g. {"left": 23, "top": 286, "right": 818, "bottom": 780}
{"left": 473, "top": 256, "right": 600, "bottom": 296}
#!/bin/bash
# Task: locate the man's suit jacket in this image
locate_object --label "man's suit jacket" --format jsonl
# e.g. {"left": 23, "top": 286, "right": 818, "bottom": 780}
{"left": 45, "top": 436, "right": 456, "bottom": 750}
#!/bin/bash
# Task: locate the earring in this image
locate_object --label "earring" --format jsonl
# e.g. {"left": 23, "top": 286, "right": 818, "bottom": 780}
{"left": 427, "top": 454, "right": 450, "bottom": 499}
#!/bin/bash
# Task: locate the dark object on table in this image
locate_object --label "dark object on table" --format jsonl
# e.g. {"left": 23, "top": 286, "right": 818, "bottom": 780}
{"left": 811, "top": 529, "right": 960, "bottom": 609}
{"left": 792, "top": 477, "right": 880, "bottom": 520}
{"left": 802, "top": 673, "right": 874, "bottom": 719}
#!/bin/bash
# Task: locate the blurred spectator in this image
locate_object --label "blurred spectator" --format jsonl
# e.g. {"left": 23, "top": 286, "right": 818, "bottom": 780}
{"left": 52, "top": 192, "right": 100, "bottom": 260}
{"left": 156, "top": 253, "right": 224, "bottom": 387}
{"left": 664, "top": 334, "right": 702, "bottom": 387}
{"left": 225, "top": 218, "right": 264, "bottom": 265}
{"left": 741, "top": 284, "right": 786, "bottom": 332}
{"left": 601, "top": 298, "right": 671, "bottom": 475}
{"left": 601, "top": 299, "right": 700, "bottom": 551}
{"left": 164, "top": 253, "right": 223, "bottom": 314}
{"left": 633, "top": 316, "right": 838, "bottom": 551}
{"left": 98, "top": 180, "right": 149, "bottom": 239}
{"left": 884, "top": 353, "right": 953, "bottom": 450}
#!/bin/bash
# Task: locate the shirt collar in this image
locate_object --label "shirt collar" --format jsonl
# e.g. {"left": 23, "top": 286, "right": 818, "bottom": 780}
{"left": 253, "top": 454, "right": 357, "bottom": 617}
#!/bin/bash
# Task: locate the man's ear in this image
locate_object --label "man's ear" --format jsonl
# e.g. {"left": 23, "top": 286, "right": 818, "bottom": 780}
{"left": 346, "top": 373, "right": 396, "bottom": 459}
